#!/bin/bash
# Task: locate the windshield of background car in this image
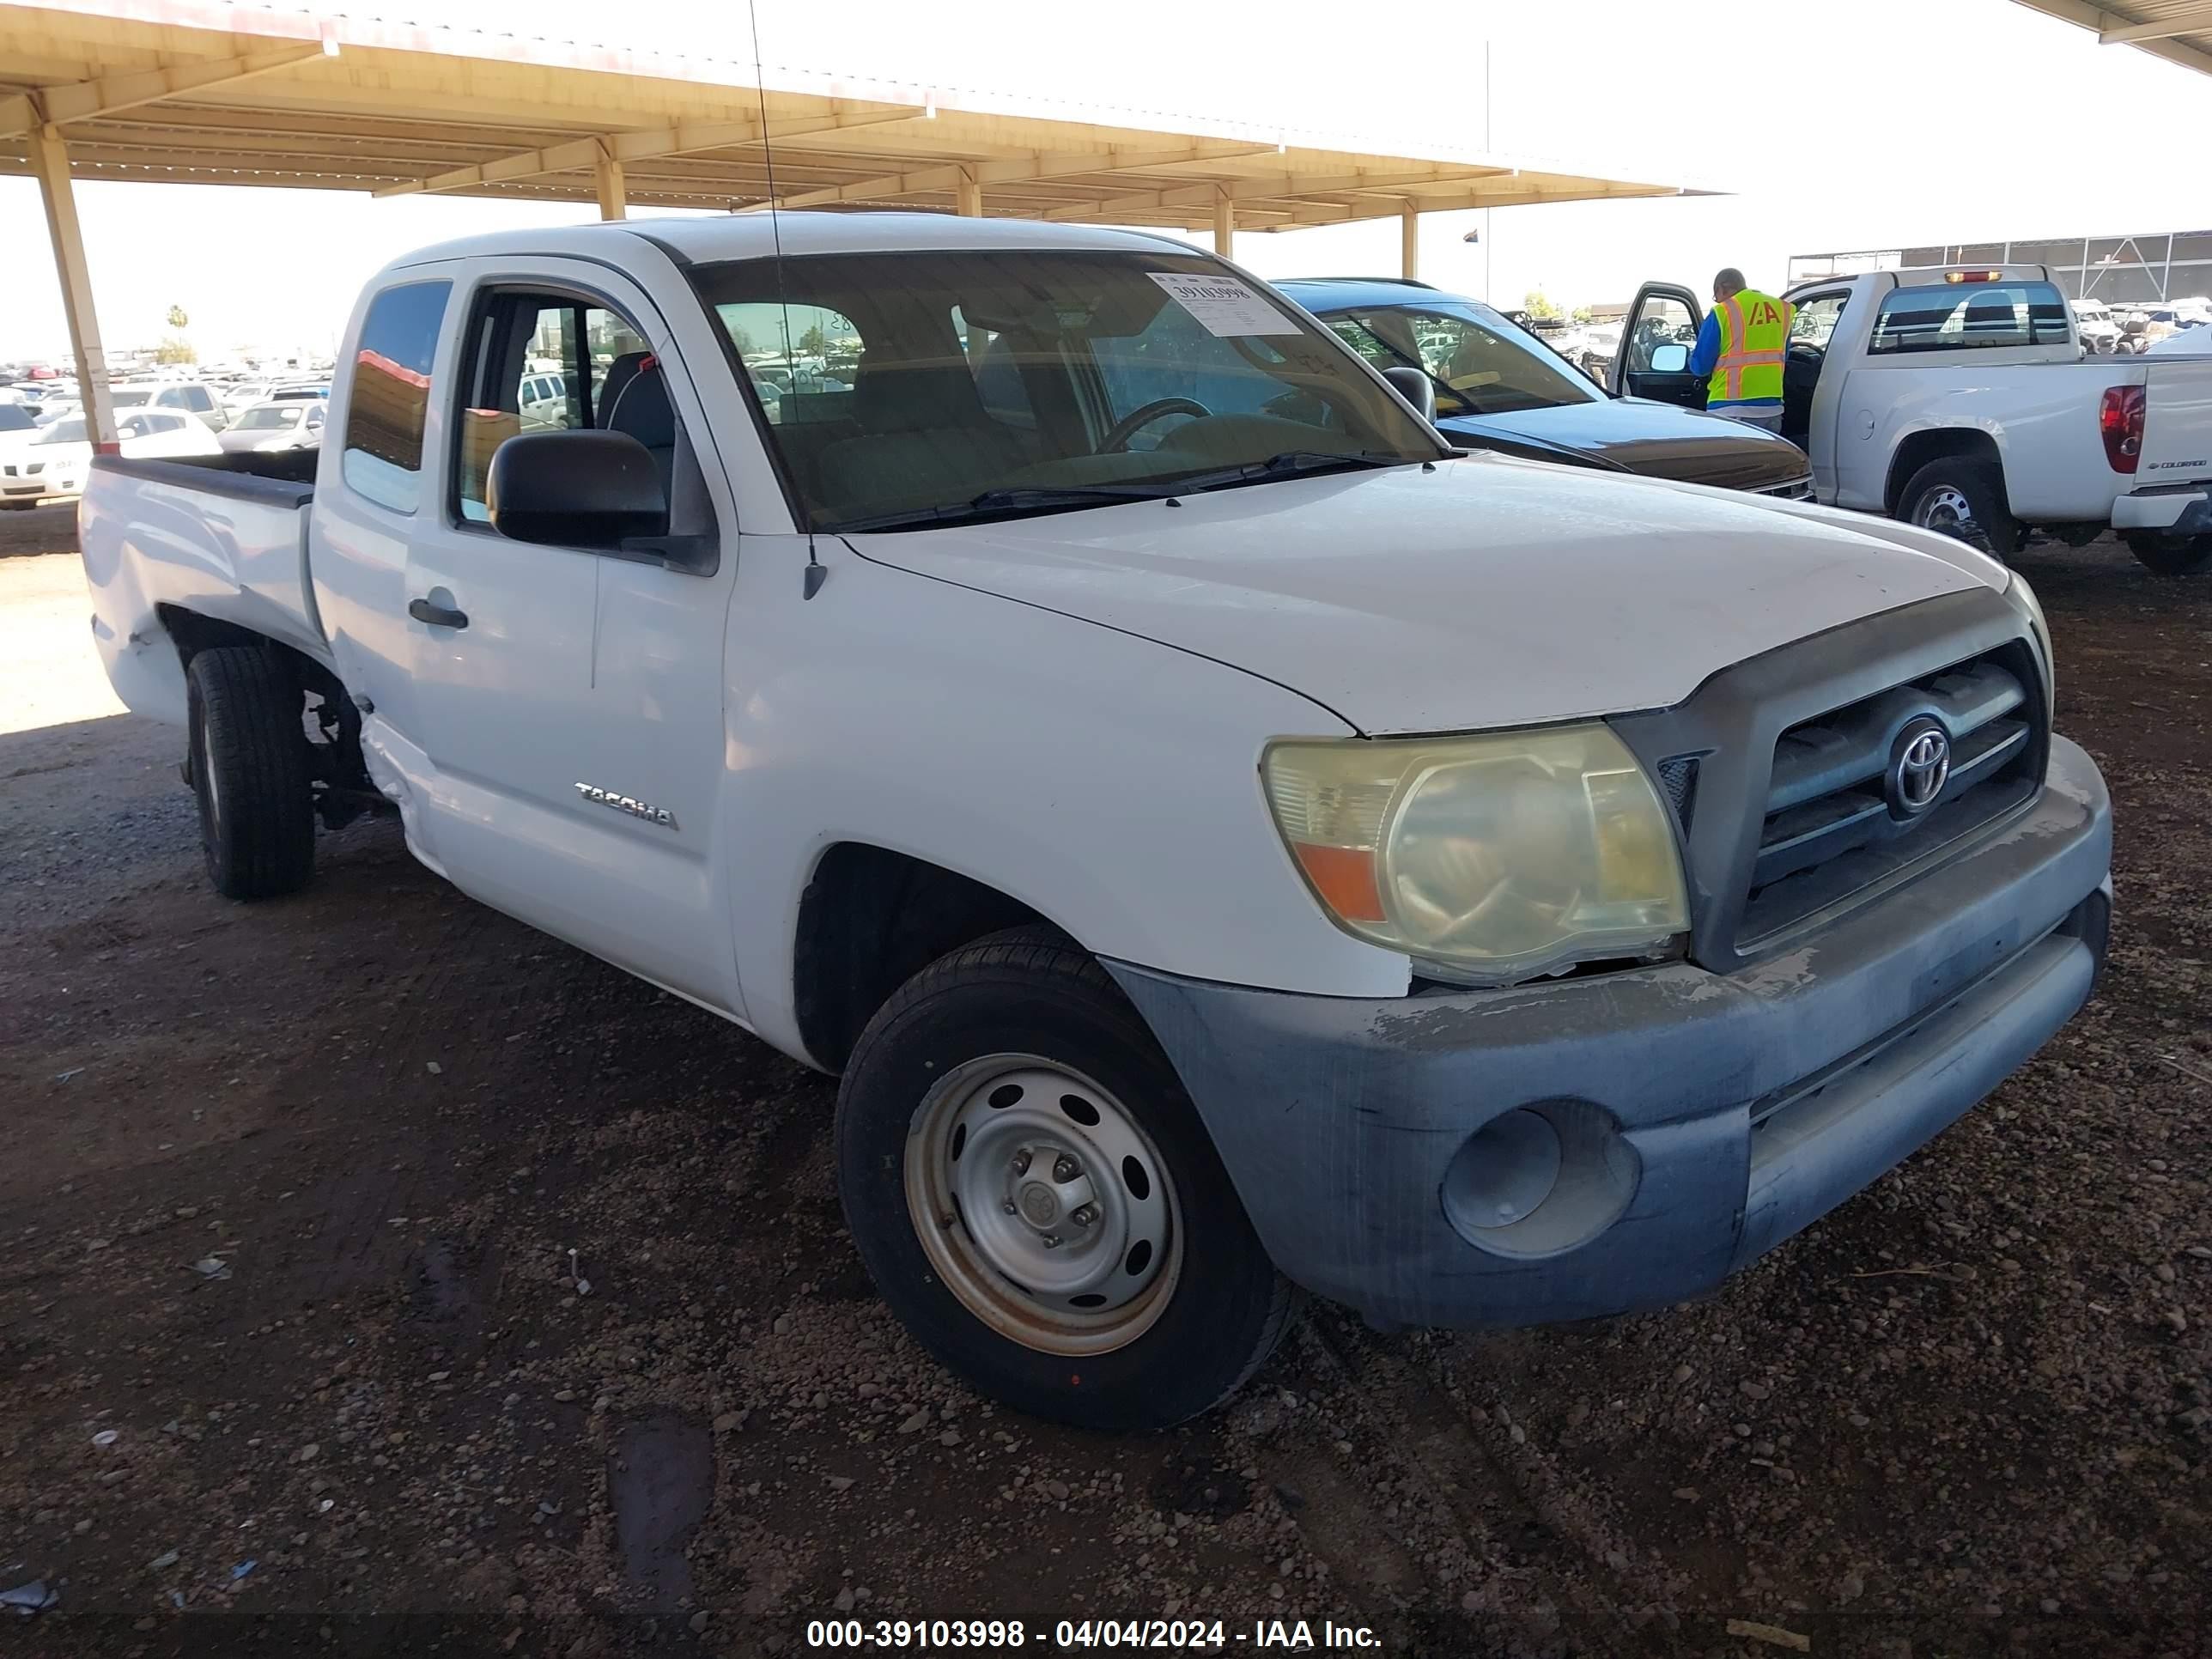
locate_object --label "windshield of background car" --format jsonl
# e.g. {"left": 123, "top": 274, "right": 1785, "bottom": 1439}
{"left": 1317, "top": 301, "right": 1600, "bottom": 416}
{"left": 0, "top": 405, "right": 34, "bottom": 432}
{"left": 239, "top": 404, "right": 305, "bottom": 429}
{"left": 40, "top": 417, "right": 87, "bottom": 443}
{"left": 688, "top": 248, "right": 1441, "bottom": 532}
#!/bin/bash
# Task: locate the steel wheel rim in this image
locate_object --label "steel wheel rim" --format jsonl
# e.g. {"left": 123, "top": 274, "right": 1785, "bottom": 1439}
{"left": 906, "top": 1054, "right": 1181, "bottom": 1356}
{"left": 1913, "top": 483, "right": 1986, "bottom": 547}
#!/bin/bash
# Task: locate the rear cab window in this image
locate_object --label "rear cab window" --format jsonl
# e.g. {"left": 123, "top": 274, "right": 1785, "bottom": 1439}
{"left": 343, "top": 280, "right": 452, "bottom": 514}
{"left": 1868, "top": 281, "right": 2071, "bottom": 355}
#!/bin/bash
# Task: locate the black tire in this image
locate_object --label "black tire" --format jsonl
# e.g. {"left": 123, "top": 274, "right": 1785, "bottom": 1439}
{"left": 186, "top": 646, "right": 315, "bottom": 900}
{"left": 1899, "top": 456, "right": 2020, "bottom": 561}
{"left": 836, "top": 927, "right": 1297, "bottom": 1431}
{"left": 2125, "top": 532, "right": 2212, "bottom": 578}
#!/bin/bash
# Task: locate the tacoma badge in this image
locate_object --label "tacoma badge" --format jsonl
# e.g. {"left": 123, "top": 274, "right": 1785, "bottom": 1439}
{"left": 574, "top": 781, "right": 677, "bottom": 829}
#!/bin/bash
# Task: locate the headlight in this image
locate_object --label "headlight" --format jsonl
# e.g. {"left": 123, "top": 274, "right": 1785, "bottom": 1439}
{"left": 1263, "top": 724, "right": 1690, "bottom": 986}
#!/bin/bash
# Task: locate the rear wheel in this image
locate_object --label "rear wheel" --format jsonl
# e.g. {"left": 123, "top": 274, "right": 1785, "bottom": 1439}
{"left": 2125, "top": 532, "right": 2212, "bottom": 578}
{"left": 186, "top": 646, "right": 315, "bottom": 900}
{"left": 1900, "top": 457, "right": 2019, "bottom": 561}
{"left": 836, "top": 928, "right": 1296, "bottom": 1430}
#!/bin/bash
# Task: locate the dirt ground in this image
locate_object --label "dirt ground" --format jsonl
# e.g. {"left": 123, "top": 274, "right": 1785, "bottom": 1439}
{"left": 2, "top": 501, "right": 2207, "bottom": 1659}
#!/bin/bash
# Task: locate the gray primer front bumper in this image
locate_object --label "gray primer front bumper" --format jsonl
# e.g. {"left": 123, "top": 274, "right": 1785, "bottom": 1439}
{"left": 1106, "top": 736, "right": 2112, "bottom": 1330}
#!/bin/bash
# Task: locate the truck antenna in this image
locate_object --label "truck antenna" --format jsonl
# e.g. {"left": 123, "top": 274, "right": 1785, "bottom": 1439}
{"left": 747, "top": 0, "right": 824, "bottom": 599}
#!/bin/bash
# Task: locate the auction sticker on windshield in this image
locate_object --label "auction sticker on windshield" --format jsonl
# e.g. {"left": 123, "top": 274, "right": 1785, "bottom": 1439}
{"left": 1147, "top": 272, "right": 1301, "bottom": 337}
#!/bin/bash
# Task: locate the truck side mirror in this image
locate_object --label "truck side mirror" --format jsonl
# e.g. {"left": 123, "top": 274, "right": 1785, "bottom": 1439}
{"left": 486, "top": 429, "right": 667, "bottom": 550}
{"left": 1649, "top": 343, "right": 1690, "bottom": 374}
{"left": 1381, "top": 364, "right": 1437, "bottom": 422}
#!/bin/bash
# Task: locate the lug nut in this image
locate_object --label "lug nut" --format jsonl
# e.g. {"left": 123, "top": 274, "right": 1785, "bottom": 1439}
{"left": 1070, "top": 1206, "right": 1096, "bottom": 1227}
{"left": 1012, "top": 1149, "right": 1031, "bottom": 1176}
{"left": 1042, "top": 1234, "right": 1061, "bottom": 1249}
{"left": 1002, "top": 1200, "right": 1018, "bottom": 1216}
{"left": 1053, "top": 1155, "right": 1079, "bottom": 1182}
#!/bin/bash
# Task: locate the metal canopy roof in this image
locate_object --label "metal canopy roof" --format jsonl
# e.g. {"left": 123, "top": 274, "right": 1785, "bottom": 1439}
{"left": 2009, "top": 2, "right": 2212, "bottom": 78}
{"left": 0, "top": 0, "right": 1701, "bottom": 230}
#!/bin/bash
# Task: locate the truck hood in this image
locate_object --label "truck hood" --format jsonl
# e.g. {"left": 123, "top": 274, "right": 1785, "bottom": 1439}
{"left": 847, "top": 454, "right": 2002, "bottom": 735}
{"left": 1438, "top": 398, "right": 1810, "bottom": 493}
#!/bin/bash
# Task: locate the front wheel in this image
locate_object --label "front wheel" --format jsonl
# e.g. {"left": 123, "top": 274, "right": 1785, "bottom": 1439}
{"left": 1900, "top": 457, "right": 2020, "bottom": 561}
{"left": 836, "top": 929, "right": 1296, "bottom": 1431}
{"left": 2125, "top": 532, "right": 2212, "bottom": 578}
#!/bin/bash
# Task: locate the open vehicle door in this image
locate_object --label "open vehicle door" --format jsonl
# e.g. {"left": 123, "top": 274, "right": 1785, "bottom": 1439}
{"left": 1610, "top": 282, "right": 1707, "bottom": 409}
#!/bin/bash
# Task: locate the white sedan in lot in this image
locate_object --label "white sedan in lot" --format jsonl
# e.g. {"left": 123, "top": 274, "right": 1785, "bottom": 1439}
{"left": 217, "top": 398, "right": 326, "bottom": 453}
{"left": 0, "top": 409, "right": 220, "bottom": 507}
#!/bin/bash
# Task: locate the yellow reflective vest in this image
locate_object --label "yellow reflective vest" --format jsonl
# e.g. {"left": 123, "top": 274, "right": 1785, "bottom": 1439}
{"left": 1709, "top": 289, "right": 1793, "bottom": 406}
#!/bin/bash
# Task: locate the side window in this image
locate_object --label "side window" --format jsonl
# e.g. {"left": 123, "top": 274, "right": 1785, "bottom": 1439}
{"left": 452, "top": 289, "right": 684, "bottom": 528}
{"left": 1624, "top": 297, "right": 1698, "bottom": 374}
{"left": 1789, "top": 292, "right": 1849, "bottom": 355}
{"left": 343, "top": 280, "right": 451, "bottom": 514}
{"left": 183, "top": 386, "right": 214, "bottom": 412}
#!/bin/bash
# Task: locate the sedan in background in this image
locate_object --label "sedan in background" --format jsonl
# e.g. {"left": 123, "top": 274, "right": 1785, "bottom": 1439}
{"left": 1278, "top": 277, "right": 1812, "bottom": 497}
{"left": 218, "top": 398, "right": 327, "bottom": 453}
{"left": 1, "top": 408, "right": 220, "bottom": 508}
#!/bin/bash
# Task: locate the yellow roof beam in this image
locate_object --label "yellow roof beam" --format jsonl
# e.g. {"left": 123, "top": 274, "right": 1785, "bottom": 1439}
{"left": 0, "top": 44, "right": 326, "bottom": 142}
{"left": 764, "top": 143, "right": 1278, "bottom": 210}
{"left": 373, "top": 105, "right": 925, "bottom": 198}
{"left": 2101, "top": 5, "right": 2212, "bottom": 44}
{"left": 1042, "top": 167, "right": 1510, "bottom": 223}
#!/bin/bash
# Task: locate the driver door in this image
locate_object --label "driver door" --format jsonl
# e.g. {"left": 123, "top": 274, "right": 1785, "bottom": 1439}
{"left": 1611, "top": 282, "right": 1707, "bottom": 409}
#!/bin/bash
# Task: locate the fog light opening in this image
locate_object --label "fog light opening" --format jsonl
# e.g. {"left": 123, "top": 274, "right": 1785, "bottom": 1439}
{"left": 1441, "top": 1099, "right": 1639, "bottom": 1259}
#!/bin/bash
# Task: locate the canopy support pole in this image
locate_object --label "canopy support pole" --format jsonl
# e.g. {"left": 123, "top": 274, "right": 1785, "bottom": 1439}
{"left": 956, "top": 169, "right": 981, "bottom": 217}
{"left": 1213, "top": 191, "right": 1234, "bottom": 256}
{"left": 28, "top": 122, "right": 117, "bottom": 449}
{"left": 594, "top": 152, "right": 626, "bottom": 220}
{"left": 1400, "top": 200, "right": 1419, "bottom": 280}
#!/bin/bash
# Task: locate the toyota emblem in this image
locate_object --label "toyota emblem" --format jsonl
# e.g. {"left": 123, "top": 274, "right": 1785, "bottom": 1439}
{"left": 1887, "top": 718, "right": 1952, "bottom": 818}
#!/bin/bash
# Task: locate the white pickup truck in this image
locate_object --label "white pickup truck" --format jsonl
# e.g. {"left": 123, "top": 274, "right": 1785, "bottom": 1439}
{"left": 82, "top": 216, "right": 2112, "bottom": 1430}
{"left": 1611, "top": 265, "right": 2212, "bottom": 574}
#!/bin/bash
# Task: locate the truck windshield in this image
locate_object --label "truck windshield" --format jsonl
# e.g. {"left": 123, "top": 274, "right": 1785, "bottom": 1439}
{"left": 688, "top": 248, "right": 1442, "bottom": 532}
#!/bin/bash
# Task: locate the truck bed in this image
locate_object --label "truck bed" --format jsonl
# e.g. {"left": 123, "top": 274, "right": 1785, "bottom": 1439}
{"left": 80, "top": 450, "right": 329, "bottom": 728}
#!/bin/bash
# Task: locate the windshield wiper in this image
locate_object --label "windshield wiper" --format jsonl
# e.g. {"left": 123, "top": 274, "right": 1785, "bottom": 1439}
{"left": 1173, "top": 450, "right": 1410, "bottom": 495}
{"left": 835, "top": 482, "right": 1181, "bottom": 533}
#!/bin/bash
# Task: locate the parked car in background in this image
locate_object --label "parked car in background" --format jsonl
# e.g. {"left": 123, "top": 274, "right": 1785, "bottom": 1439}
{"left": 79, "top": 213, "right": 2109, "bottom": 1429}
{"left": 518, "top": 370, "right": 569, "bottom": 429}
{"left": 218, "top": 398, "right": 327, "bottom": 453}
{"left": 270, "top": 381, "right": 331, "bottom": 402}
{"left": 2146, "top": 325, "right": 2212, "bottom": 356}
{"left": 0, "top": 401, "right": 43, "bottom": 462}
{"left": 1279, "top": 277, "right": 1812, "bottom": 496}
{"left": 2070, "top": 297, "right": 2120, "bottom": 354}
{"left": 1613, "top": 264, "right": 2212, "bottom": 573}
{"left": 3, "top": 407, "right": 218, "bottom": 507}
{"left": 109, "top": 381, "right": 230, "bottom": 432}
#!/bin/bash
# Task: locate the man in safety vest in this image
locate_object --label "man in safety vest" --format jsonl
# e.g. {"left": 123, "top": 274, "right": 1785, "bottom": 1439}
{"left": 1687, "top": 267, "right": 1793, "bottom": 433}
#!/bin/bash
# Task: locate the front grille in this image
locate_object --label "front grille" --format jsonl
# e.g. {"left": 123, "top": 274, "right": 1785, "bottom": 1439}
{"left": 1737, "top": 642, "right": 2045, "bottom": 945}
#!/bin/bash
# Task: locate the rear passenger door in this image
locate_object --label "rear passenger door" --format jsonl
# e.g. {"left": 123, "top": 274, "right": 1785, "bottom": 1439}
{"left": 398, "top": 258, "right": 743, "bottom": 1010}
{"left": 1612, "top": 282, "right": 1707, "bottom": 408}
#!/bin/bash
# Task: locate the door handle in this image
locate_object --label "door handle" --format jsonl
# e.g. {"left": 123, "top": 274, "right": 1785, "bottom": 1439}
{"left": 409, "top": 597, "right": 469, "bottom": 629}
